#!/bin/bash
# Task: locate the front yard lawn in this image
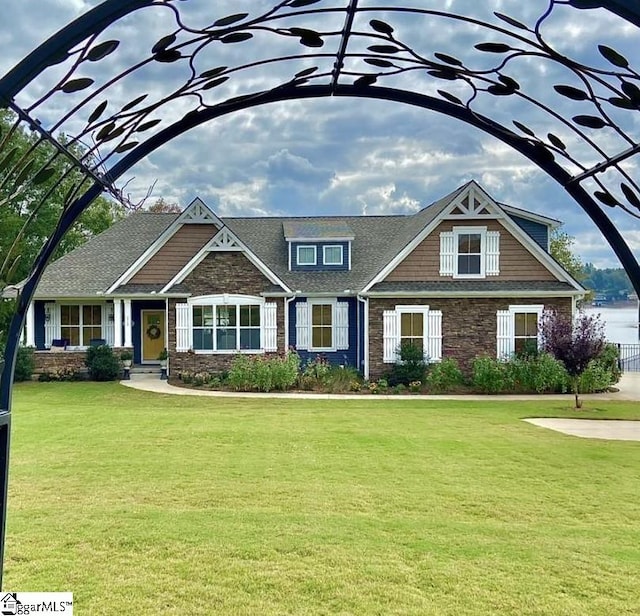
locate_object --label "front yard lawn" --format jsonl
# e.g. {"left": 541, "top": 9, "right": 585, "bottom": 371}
{"left": 4, "top": 382, "right": 640, "bottom": 615}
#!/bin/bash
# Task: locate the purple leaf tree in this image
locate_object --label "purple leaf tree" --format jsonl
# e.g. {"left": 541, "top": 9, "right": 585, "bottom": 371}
{"left": 540, "top": 310, "right": 606, "bottom": 408}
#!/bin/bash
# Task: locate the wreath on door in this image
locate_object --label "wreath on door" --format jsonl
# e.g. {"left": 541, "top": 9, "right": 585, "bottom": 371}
{"left": 146, "top": 324, "right": 161, "bottom": 340}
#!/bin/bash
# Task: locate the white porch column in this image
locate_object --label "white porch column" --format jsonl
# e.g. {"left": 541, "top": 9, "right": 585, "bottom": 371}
{"left": 25, "top": 301, "right": 36, "bottom": 347}
{"left": 123, "top": 299, "right": 133, "bottom": 347}
{"left": 113, "top": 299, "right": 123, "bottom": 348}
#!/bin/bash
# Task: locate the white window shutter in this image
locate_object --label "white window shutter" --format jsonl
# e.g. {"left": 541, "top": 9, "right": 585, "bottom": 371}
{"left": 44, "top": 302, "right": 59, "bottom": 348}
{"left": 496, "top": 310, "right": 514, "bottom": 359}
{"left": 264, "top": 302, "right": 278, "bottom": 352}
{"left": 439, "top": 231, "right": 455, "bottom": 276}
{"left": 383, "top": 310, "right": 399, "bottom": 363}
{"left": 486, "top": 231, "right": 500, "bottom": 276}
{"left": 426, "top": 310, "right": 442, "bottom": 362}
{"left": 176, "top": 303, "right": 191, "bottom": 352}
{"left": 335, "top": 301, "right": 349, "bottom": 350}
{"left": 102, "top": 303, "right": 115, "bottom": 346}
{"left": 295, "top": 302, "right": 309, "bottom": 351}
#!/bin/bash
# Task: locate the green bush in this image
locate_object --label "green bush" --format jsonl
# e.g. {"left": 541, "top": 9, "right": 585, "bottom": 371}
{"left": 85, "top": 345, "right": 121, "bottom": 381}
{"left": 471, "top": 356, "right": 511, "bottom": 394}
{"left": 386, "top": 343, "right": 427, "bottom": 386}
{"left": 227, "top": 352, "right": 300, "bottom": 392}
{"left": 320, "top": 366, "right": 362, "bottom": 393}
{"left": 426, "top": 358, "right": 464, "bottom": 393}
{"left": 594, "top": 343, "right": 621, "bottom": 385}
{"left": 14, "top": 346, "right": 35, "bottom": 382}
{"left": 577, "top": 359, "right": 614, "bottom": 393}
{"left": 527, "top": 353, "right": 568, "bottom": 393}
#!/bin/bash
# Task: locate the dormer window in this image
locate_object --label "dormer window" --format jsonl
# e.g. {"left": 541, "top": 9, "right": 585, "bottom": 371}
{"left": 323, "top": 245, "right": 343, "bottom": 266}
{"left": 297, "top": 245, "right": 317, "bottom": 266}
{"left": 439, "top": 226, "right": 500, "bottom": 278}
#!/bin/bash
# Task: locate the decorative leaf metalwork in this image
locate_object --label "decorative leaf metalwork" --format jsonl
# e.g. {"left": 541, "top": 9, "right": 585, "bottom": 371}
{"left": 60, "top": 78, "right": 94, "bottom": 93}
{"left": 598, "top": 45, "right": 629, "bottom": 68}
{"left": 213, "top": 13, "right": 249, "bottom": 28}
{"left": 86, "top": 40, "right": 120, "bottom": 62}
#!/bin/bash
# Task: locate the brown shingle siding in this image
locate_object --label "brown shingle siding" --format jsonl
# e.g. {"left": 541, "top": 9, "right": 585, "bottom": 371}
{"left": 385, "top": 219, "right": 556, "bottom": 283}
{"left": 129, "top": 224, "right": 218, "bottom": 285}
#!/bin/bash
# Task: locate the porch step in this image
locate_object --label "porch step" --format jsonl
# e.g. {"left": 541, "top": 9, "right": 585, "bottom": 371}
{"left": 130, "top": 364, "right": 161, "bottom": 375}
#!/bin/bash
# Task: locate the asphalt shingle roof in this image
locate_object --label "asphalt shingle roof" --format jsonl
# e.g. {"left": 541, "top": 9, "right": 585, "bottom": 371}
{"left": 33, "top": 181, "right": 576, "bottom": 298}
{"left": 34, "top": 213, "right": 176, "bottom": 297}
{"left": 368, "top": 280, "right": 578, "bottom": 294}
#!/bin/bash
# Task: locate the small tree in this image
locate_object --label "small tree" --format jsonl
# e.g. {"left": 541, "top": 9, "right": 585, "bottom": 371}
{"left": 540, "top": 310, "right": 606, "bottom": 408}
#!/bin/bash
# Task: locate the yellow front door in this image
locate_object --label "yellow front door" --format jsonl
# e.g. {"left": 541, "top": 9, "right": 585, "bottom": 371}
{"left": 142, "top": 310, "right": 166, "bottom": 362}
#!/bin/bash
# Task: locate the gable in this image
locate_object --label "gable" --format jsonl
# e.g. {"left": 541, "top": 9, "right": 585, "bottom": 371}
{"left": 384, "top": 219, "right": 558, "bottom": 283}
{"left": 127, "top": 224, "right": 218, "bottom": 286}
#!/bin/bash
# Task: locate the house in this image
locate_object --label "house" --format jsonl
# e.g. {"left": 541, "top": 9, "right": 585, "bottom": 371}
{"left": 18, "top": 180, "right": 585, "bottom": 379}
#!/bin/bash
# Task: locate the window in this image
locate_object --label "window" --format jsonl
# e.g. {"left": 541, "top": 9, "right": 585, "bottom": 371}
{"left": 440, "top": 227, "right": 499, "bottom": 278}
{"left": 496, "top": 305, "right": 544, "bottom": 358}
{"left": 513, "top": 311, "right": 539, "bottom": 355}
{"left": 383, "top": 306, "right": 442, "bottom": 363}
{"left": 178, "top": 296, "right": 277, "bottom": 353}
{"left": 457, "top": 232, "right": 482, "bottom": 275}
{"left": 297, "top": 245, "right": 317, "bottom": 266}
{"left": 400, "top": 311, "right": 424, "bottom": 350}
{"left": 323, "top": 245, "right": 343, "bottom": 266}
{"left": 311, "top": 303, "right": 333, "bottom": 349}
{"left": 193, "top": 302, "right": 261, "bottom": 351}
{"left": 60, "top": 304, "right": 102, "bottom": 347}
{"left": 295, "top": 300, "right": 349, "bottom": 351}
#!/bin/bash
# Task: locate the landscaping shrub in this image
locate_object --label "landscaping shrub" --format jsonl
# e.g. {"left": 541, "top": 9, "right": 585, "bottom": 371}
{"left": 426, "top": 358, "right": 464, "bottom": 393}
{"left": 227, "top": 352, "right": 300, "bottom": 392}
{"left": 577, "top": 359, "right": 614, "bottom": 393}
{"left": 320, "top": 366, "right": 362, "bottom": 393}
{"left": 471, "top": 356, "right": 511, "bottom": 394}
{"left": 385, "top": 344, "right": 427, "bottom": 386}
{"left": 595, "top": 343, "right": 621, "bottom": 385}
{"left": 527, "top": 353, "right": 568, "bottom": 393}
{"left": 14, "top": 346, "right": 35, "bottom": 382}
{"left": 85, "top": 345, "right": 121, "bottom": 381}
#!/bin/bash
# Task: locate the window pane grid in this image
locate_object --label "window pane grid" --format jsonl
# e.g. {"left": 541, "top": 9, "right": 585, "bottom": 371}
{"left": 311, "top": 303, "right": 333, "bottom": 349}
{"left": 193, "top": 303, "right": 261, "bottom": 351}
{"left": 60, "top": 304, "right": 101, "bottom": 346}
{"left": 456, "top": 232, "right": 482, "bottom": 275}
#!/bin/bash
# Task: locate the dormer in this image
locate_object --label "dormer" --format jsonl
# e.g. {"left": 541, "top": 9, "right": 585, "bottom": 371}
{"left": 283, "top": 220, "right": 354, "bottom": 271}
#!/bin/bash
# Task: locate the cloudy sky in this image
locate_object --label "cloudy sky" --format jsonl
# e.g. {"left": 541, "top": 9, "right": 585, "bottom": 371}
{"left": 2, "top": 0, "right": 640, "bottom": 269}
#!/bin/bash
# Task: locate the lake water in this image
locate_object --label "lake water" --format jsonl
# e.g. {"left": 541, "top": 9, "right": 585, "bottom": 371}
{"left": 583, "top": 305, "right": 639, "bottom": 344}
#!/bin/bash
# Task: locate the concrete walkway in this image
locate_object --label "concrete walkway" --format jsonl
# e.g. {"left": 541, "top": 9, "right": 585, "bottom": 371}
{"left": 121, "top": 371, "right": 640, "bottom": 402}
{"left": 524, "top": 418, "right": 640, "bottom": 441}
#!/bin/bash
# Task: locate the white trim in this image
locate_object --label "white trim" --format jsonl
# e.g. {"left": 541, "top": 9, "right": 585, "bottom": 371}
{"left": 160, "top": 227, "right": 291, "bottom": 294}
{"left": 297, "top": 245, "right": 317, "bottom": 266}
{"left": 499, "top": 203, "right": 561, "bottom": 228}
{"left": 323, "top": 244, "right": 344, "bottom": 266}
{"left": 113, "top": 300, "right": 123, "bottom": 347}
{"left": 106, "top": 197, "right": 222, "bottom": 294}
{"left": 188, "top": 294, "right": 266, "bottom": 354}
{"left": 123, "top": 299, "right": 133, "bottom": 347}
{"left": 497, "top": 304, "right": 545, "bottom": 359}
{"left": 383, "top": 305, "right": 442, "bottom": 363}
{"left": 365, "top": 290, "right": 583, "bottom": 298}
{"left": 362, "top": 180, "right": 584, "bottom": 293}
{"left": 307, "top": 297, "right": 337, "bottom": 352}
{"left": 451, "top": 226, "right": 487, "bottom": 279}
{"left": 359, "top": 296, "right": 369, "bottom": 379}
{"left": 25, "top": 302, "right": 35, "bottom": 347}
{"left": 285, "top": 235, "right": 354, "bottom": 242}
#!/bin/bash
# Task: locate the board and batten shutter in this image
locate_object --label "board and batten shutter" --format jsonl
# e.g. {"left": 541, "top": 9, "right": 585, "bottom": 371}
{"left": 335, "top": 301, "right": 349, "bottom": 351}
{"left": 295, "top": 302, "right": 309, "bottom": 350}
{"left": 439, "top": 231, "right": 455, "bottom": 276}
{"left": 264, "top": 302, "right": 278, "bottom": 352}
{"left": 426, "top": 310, "right": 443, "bottom": 361}
{"left": 383, "top": 310, "right": 399, "bottom": 363}
{"left": 175, "top": 303, "right": 191, "bottom": 352}
{"left": 102, "top": 303, "right": 115, "bottom": 346}
{"left": 44, "top": 302, "right": 59, "bottom": 348}
{"left": 496, "top": 310, "right": 514, "bottom": 358}
{"left": 486, "top": 231, "right": 500, "bottom": 276}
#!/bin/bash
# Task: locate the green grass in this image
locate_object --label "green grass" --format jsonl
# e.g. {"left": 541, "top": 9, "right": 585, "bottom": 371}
{"left": 4, "top": 382, "right": 640, "bottom": 615}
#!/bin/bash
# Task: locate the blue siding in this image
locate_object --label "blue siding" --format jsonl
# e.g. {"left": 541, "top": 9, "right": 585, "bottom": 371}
{"left": 289, "top": 297, "right": 360, "bottom": 371}
{"left": 132, "top": 300, "right": 165, "bottom": 364}
{"left": 34, "top": 301, "right": 47, "bottom": 350}
{"left": 290, "top": 241, "right": 350, "bottom": 271}
{"left": 510, "top": 215, "right": 549, "bottom": 251}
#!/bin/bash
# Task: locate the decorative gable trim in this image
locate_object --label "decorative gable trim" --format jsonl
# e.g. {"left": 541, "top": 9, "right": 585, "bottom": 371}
{"left": 209, "top": 228, "right": 243, "bottom": 251}
{"left": 160, "top": 226, "right": 291, "bottom": 294}
{"left": 362, "top": 180, "right": 584, "bottom": 294}
{"left": 177, "top": 197, "right": 224, "bottom": 226}
{"left": 107, "top": 197, "right": 222, "bottom": 294}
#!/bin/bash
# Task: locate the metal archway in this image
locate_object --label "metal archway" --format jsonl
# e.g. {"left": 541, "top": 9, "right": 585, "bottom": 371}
{"left": 1, "top": 0, "right": 640, "bottom": 585}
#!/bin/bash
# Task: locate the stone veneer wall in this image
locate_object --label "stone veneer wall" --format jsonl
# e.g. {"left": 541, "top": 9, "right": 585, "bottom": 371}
{"left": 166, "top": 251, "right": 286, "bottom": 375}
{"left": 368, "top": 296, "right": 573, "bottom": 379}
{"left": 33, "top": 347, "right": 134, "bottom": 377}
